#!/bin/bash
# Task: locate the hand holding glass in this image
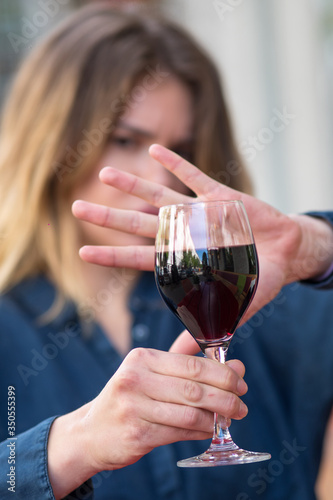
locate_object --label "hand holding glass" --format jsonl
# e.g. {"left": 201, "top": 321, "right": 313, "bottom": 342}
{"left": 155, "top": 200, "right": 271, "bottom": 466}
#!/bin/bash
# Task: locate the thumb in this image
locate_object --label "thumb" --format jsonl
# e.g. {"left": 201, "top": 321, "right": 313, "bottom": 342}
{"left": 169, "top": 330, "right": 200, "bottom": 355}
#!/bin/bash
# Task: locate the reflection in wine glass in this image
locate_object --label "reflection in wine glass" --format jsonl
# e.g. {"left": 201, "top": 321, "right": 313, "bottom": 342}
{"left": 155, "top": 200, "right": 271, "bottom": 467}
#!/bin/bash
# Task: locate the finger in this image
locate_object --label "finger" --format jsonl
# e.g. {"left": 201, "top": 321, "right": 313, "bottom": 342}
{"left": 145, "top": 422, "right": 212, "bottom": 446}
{"left": 72, "top": 200, "right": 157, "bottom": 238}
{"left": 149, "top": 144, "right": 241, "bottom": 201}
{"left": 133, "top": 408, "right": 213, "bottom": 448}
{"left": 79, "top": 245, "right": 155, "bottom": 270}
{"left": 170, "top": 335, "right": 247, "bottom": 388}
{"left": 169, "top": 330, "right": 200, "bottom": 355}
{"left": 148, "top": 411, "right": 231, "bottom": 442}
{"left": 142, "top": 399, "right": 214, "bottom": 437}
{"left": 141, "top": 371, "right": 248, "bottom": 420}
{"left": 99, "top": 166, "right": 194, "bottom": 207}
{"left": 226, "top": 359, "right": 246, "bottom": 379}
{"left": 127, "top": 348, "right": 247, "bottom": 397}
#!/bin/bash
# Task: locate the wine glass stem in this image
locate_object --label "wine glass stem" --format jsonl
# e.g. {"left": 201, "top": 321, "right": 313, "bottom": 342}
{"left": 205, "top": 345, "right": 237, "bottom": 450}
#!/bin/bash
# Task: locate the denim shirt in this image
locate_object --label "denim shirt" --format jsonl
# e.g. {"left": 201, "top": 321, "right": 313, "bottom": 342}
{"left": 0, "top": 212, "right": 333, "bottom": 500}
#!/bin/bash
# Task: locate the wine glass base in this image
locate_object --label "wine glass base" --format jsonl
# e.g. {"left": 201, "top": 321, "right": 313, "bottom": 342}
{"left": 177, "top": 446, "right": 271, "bottom": 467}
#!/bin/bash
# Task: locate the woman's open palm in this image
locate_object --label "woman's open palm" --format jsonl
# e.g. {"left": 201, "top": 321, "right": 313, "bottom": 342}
{"left": 72, "top": 144, "right": 329, "bottom": 324}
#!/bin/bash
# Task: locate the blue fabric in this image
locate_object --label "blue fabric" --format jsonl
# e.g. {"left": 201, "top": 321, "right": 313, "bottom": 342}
{"left": 0, "top": 251, "right": 333, "bottom": 498}
{"left": 302, "top": 211, "right": 333, "bottom": 289}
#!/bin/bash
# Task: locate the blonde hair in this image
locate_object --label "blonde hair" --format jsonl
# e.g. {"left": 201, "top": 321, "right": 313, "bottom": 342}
{"left": 0, "top": 3, "right": 252, "bottom": 308}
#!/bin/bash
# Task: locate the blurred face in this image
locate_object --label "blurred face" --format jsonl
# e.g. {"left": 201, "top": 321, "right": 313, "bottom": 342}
{"left": 73, "top": 76, "right": 193, "bottom": 247}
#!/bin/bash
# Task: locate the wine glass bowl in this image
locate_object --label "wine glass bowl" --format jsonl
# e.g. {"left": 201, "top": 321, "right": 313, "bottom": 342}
{"left": 155, "top": 200, "right": 271, "bottom": 466}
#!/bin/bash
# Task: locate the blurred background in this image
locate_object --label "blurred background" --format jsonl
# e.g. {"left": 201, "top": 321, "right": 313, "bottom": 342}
{"left": 0, "top": 2, "right": 332, "bottom": 498}
{"left": 0, "top": 0, "right": 332, "bottom": 214}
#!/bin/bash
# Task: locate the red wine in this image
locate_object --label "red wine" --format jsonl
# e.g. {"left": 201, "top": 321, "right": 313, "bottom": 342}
{"left": 155, "top": 245, "right": 258, "bottom": 348}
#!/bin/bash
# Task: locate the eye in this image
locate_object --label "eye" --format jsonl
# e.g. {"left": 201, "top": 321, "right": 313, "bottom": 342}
{"left": 110, "top": 136, "right": 137, "bottom": 149}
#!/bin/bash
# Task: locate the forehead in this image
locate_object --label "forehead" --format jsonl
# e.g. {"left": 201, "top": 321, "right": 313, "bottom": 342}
{"left": 119, "top": 76, "right": 193, "bottom": 141}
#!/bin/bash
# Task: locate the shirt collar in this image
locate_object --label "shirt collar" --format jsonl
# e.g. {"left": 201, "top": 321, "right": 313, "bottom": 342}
{"left": 5, "top": 275, "right": 77, "bottom": 328}
{"left": 6, "top": 271, "right": 164, "bottom": 328}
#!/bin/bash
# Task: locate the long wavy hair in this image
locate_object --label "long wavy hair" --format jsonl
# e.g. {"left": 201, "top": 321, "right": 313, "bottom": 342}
{"left": 0, "top": 2, "right": 252, "bottom": 307}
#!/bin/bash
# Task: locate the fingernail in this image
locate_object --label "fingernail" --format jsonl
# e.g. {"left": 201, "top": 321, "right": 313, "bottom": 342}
{"left": 237, "top": 378, "right": 248, "bottom": 395}
{"left": 238, "top": 401, "right": 248, "bottom": 418}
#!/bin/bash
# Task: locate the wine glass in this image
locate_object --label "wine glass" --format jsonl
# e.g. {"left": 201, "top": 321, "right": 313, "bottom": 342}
{"left": 155, "top": 200, "right": 271, "bottom": 466}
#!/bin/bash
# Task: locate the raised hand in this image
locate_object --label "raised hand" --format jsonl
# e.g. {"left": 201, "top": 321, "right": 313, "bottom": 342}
{"left": 72, "top": 144, "right": 333, "bottom": 321}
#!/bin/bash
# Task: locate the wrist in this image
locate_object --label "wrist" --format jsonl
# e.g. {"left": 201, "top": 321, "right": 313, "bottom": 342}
{"left": 47, "top": 402, "right": 98, "bottom": 500}
{"left": 288, "top": 214, "right": 333, "bottom": 282}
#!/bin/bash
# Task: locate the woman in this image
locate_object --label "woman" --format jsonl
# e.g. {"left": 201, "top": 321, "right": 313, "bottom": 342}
{"left": 0, "top": 3, "right": 332, "bottom": 500}
{"left": 0, "top": 4, "right": 252, "bottom": 499}
{"left": 74, "top": 144, "right": 333, "bottom": 500}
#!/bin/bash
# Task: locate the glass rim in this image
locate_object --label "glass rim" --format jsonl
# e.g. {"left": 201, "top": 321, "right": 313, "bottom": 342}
{"left": 158, "top": 199, "right": 244, "bottom": 211}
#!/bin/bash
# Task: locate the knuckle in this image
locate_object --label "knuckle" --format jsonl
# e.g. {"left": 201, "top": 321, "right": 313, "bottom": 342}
{"left": 126, "top": 347, "right": 154, "bottom": 365}
{"left": 124, "top": 420, "right": 149, "bottom": 448}
{"left": 151, "top": 401, "right": 166, "bottom": 422}
{"left": 185, "top": 356, "right": 204, "bottom": 380}
{"left": 179, "top": 428, "right": 197, "bottom": 441}
{"left": 114, "top": 368, "right": 139, "bottom": 393}
{"left": 128, "top": 175, "right": 139, "bottom": 195}
{"left": 183, "top": 380, "right": 203, "bottom": 403}
{"left": 117, "top": 395, "right": 137, "bottom": 420}
{"left": 129, "top": 213, "right": 141, "bottom": 234}
{"left": 222, "top": 393, "right": 240, "bottom": 418}
{"left": 178, "top": 427, "right": 212, "bottom": 443}
{"left": 203, "top": 181, "right": 222, "bottom": 200}
{"left": 133, "top": 247, "right": 144, "bottom": 269}
{"left": 102, "top": 207, "right": 111, "bottom": 228}
{"left": 222, "top": 366, "right": 236, "bottom": 390}
{"left": 182, "top": 406, "right": 200, "bottom": 428}
{"left": 152, "top": 187, "right": 164, "bottom": 205}
{"left": 127, "top": 347, "right": 146, "bottom": 361}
